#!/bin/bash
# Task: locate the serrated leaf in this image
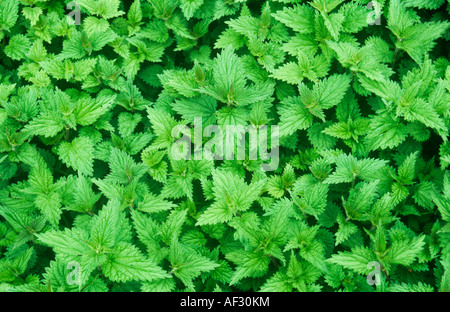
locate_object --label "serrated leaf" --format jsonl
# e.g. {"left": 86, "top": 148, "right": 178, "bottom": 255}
{"left": 103, "top": 242, "right": 169, "bottom": 282}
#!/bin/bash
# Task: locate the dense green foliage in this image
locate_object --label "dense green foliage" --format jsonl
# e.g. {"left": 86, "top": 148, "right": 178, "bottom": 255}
{"left": 0, "top": 0, "right": 449, "bottom": 292}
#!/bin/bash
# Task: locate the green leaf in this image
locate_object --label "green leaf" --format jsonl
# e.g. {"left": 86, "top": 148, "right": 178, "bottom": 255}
{"left": 230, "top": 250, "right": 270, "bottom": 285}
{"left": 22, "top": 7, "right": 42, "bottom": 27}
{"left": 312, "top": 74, "right": 352, "bottom": 110}
{"left": 90, "top": 200, "right": 121, "bottom": 249}
{"left": 67, "top": 175, "right": 100, "bottom": 214}
{"left": 77, "top": 0, "right": 125, "bottom": 19}
{"left": 385, "top": 234, "right": 425, "bottom": 266}
{"left": 57, "top": 137, "right": 95, "bottom": 176}
{"left": 335, "top": 214, "right": 358, "bottom": 245}
{"left": 328, "top": 246, "right": 376, "bottom": 274}
{"left": 388, "top": 0, "right": 450, "bottom": 63}
{"left": 36, "top": 228, "right": 90, "bottom": 257}
{"left": 196, "top": 170, "right": 266, "bottom": 225}
{"left": 171, "top": 95, "right": 217, "bottom": 126}
{"left": 4, "top": 35, "right": 30, "bottom": 61}
{"left": 74, "top": 94, "right": 116, "bottom": 126}
{"left": 397, "top": 99, "right": 448, "bottom": 139}
{"left": 169, "top": 239, "right": 219, "bottom": 288}
{"left": 199, "top": 47, "right": 245, "bottom": 103}
{"left": 396, "top": 152, "right": 418, "bottom": 185}
{"left": 103, "top": 242, "right": 169, "bottom": 282}
{"left": 180, "top": 0, "right": 204, "bottom": 20}
{"left": 272, "top": 4, "right": 315, "bottom": 34}
{"left": 343, "top": 181, "right": 379, "bottom": 221}
{"left": 105, "top": 148, "right": 147, "bottom": 184}
{"left": 388, "top": 282, "right": 434, "bottom": 292}
{"left": 128, "top": 0, "right": 143, "bottom": 27}
{"left": 147, "top": 107, "right": 181, "bottom": 150}
{"left": 137, "top": 193, "right": 176, "bottom": 214}
{"left": 322, "top": 13, "right": 344, "bottom": 41}
{"left": 84, "top": 17, "right": 110, "bottom": 35}
{"left": 35, "top": 192, "right": 62, "bottom": 228}
{"left": 226, "top": 16, "right": 260, "bottom": 38}
{"left": 339, "top": 2, "right": 369, "bottom": 33}
{"left": 278, "top": 96, "right": 314, "bottom": 137}
{"left": 0, "top": 0, "right": 19, "bottom": 31}
{"left": 271, "top": 62, "right": 304, "bottom": 84}
{"left": 404, "top": 0, "right": 445, "bottom": 9}
{"left": 325, "top": 154, "right": 386, "bottom": 184}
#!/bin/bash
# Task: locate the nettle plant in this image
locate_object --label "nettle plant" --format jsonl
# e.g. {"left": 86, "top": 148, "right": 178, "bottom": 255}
{"left": 0, "top": 0, "right": 449, "bottom": 292}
